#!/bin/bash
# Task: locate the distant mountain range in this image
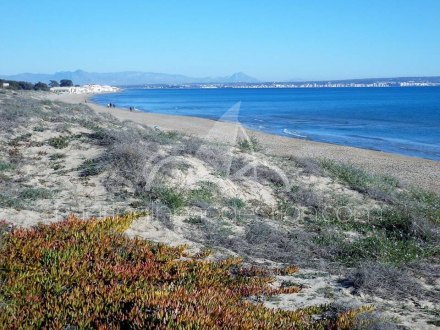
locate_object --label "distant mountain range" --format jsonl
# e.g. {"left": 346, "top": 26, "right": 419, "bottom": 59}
{"left": 2, "top": 70, "right": 440, "bottom": 87}
{"left": 0, "top": 70, "right": 259, "bottom": 85}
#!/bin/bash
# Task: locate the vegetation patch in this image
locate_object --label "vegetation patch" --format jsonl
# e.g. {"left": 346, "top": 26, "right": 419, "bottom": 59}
{"left": 0, "top": 161, "right": 15, "bottom": 172}
{"left": 158, "top": 130, "right": 179, "bottom": 141}
{"left": 226, "top": 197, "right": 246, "bottom": 209}
{"left": 19, "top": 188, "right": 53, "bottom": 201}
{"left": 148, "top": 187, "right": 188, "bottom": 212}
{"left": 78, "top": 158, "right": 102, "bottom": 177}
{"left": 308, "top": 205, "right": 438, "bottom": 265}
{"left": 0, "top": 215, "right": 370, "bottom": 329}
{"left": 33, "top": 125, "right": 46, "bottom": 132}
{"left": 189, "top": 181, "right": 218, "bottom": 204}
{"left": 334, "top": 234, "right": 428, "bottom": 264}
{"left": 404, "top": 189, "right": 440, "bottom": 224}
{"left": 0, "top": 193, "right": 23, "bottom": 209}
{"left": 346, "top": 261, "right": 424, "bottom": 299}
{"left": 238, "top": 135, "right": 262, "bottom": 152}
{"left": 320, "top": 159, "right": 399, "bottom": 200}
{"left": 9, "top": 133, "right": 32, "bottom": 147}
{"left": 49, "top": 153, "right": 65, "bottom": 161}
{"left": 184, "top": 215, "right": 204, "bottom": 225}
{"left": 47, "top": 136, "right": 70, "bottom": 149}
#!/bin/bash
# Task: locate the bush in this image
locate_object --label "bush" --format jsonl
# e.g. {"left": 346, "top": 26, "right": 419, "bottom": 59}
{"left": 195, "top": 143, "right": 231, "bottom": 175}
{"left": 78, "top": 158, "right": 102, "bottom": 177}
{"left": 184, "top": 215, "right": 204, "bottom": 225}
{"left": 87, "top": 128, "right": 117, "bottom": 146}
{"left": 19, "top": 188, "right": 53, "bottom": 200}
{"left": 189, "top": 181, "right": 217, "bottom": 204}
{"left": 49, "top": 153, "right": 65, "bottom": 161}
{"left": 346, "top": 261, "right": 424, "bottom": 300}
{"left": 255, "top": 165, "right": 286, "bottom": 186}
{"left": 33, "top": 82, "right": 49, "bottom": 91}
{"left": 47, "top": 136, "right": 69, "bottom": 149}
{"left": 238, "top": 136, "right": 261, "bottom": 152}
{"left": 0, "top": 161, "right": 14, "bottom": 172}
{"left": 231, "top": 221, "right": 320, "bottom": 266}
{"left": 293, "top": 157, "right": 323, "bottom": 176}
{"left": 226, "top": 197, "right": 246, "bottom": 209}
{"left": 0, "top": 193, "right": 23, "bottom": 209}
{"left": 150, "top": 187, "right": 187, "bottom": 212}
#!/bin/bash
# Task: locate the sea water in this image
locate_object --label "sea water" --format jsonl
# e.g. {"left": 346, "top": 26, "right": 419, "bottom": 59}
{"left": 92, "top": 87, "right": 440, "bottom": 160}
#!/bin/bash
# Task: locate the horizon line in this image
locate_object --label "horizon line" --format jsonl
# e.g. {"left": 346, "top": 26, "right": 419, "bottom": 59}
{"left": 2, "top": 69, "right": 440, "bottom": 84}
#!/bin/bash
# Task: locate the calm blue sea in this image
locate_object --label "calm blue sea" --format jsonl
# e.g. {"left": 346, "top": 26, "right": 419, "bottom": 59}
{"left": 92, "top": 87, "right": 440, "bottom": 160}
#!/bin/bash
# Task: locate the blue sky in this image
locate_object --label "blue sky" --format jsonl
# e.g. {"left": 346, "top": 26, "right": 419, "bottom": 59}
{"left": 1, "top": 0, "right": 439, "bottom": 81}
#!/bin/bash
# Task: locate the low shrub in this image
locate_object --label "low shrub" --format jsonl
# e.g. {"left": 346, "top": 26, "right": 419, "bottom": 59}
{"left": 256, "top": 165, "right": 286, "bottom": 186}
{"left": 87, "top": 128, "right": 116, "bottom": 146}
{"left": 232, "top": 221, "right": 320, "bottom": 265}
{"left": 49, "top": 153, "right": 65, "bottom": 161}
{"left": 226, "top": 197, "right": 246, "bottom": 209}
{"left": 19, "top": 188, "right": 53, "bottom": 200}
{"left": 0, "top": 193, "right": 23, "bottom": 209}
{"left": 78, "top": 158, "right": 102, "bottom": 177}
{"left": 33, "top": 125, "right": 46, "bottom": 132}
{"left": 184, "top": 215, "right": 204, "bottom": 225}
{"left": 9, "top": 133, "right": 32, "bottom": 147}
{"left": 150, "top": 187, "right": 187, "bottom": 212}
{"left": 189, "top": 181, "right": 217, "bottom": 204}
{"left": 47, "top": 136, "right": 70, "bottom": 149}
{"left": 346, "top": 261, "right": 424, "bottom": 300}
{"left": 0, "top": 161, "right": 14, "bottom": 172}
{"left": 195, "top": 144, "right": 232, "bottom": 175}
{"left": 238, "top": 135, "right": 262, "bottom": 152}
{"left": 293, "top": 157, "right": 323, "bottom": 176}
{"left": 0, "top": 215, "right": 367, "bottom": 329}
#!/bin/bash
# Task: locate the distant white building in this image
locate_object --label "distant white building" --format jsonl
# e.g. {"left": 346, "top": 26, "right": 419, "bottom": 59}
{"left": 1, "top": 82, "right": 9, "bottom": 88}
{"left": 82, "top": 84, "right": 120, "bottom": 93}
{"left": 50, "top": 84, "right": 119, "bottom": 94}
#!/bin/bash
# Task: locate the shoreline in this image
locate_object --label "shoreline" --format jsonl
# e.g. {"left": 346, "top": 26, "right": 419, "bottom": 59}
{"left": 48, "top": 92, "right": 440, "bottom": 194}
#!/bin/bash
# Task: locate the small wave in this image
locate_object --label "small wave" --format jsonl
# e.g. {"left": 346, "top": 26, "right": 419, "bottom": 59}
{"left": 283, "top": 128, "right": 307, "bottom": 138}
{"left": 347, "top": 134, "right": 387, "bottom": 142}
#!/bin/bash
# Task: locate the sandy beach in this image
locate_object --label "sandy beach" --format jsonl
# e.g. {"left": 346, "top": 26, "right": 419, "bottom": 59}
{"left": 49, "top": 92, "right": 440, "bottom": 194}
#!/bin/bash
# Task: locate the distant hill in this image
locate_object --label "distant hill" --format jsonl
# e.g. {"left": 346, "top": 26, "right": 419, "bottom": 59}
{"left": 0, "top": 70, "right": 259, "bottom": 86}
